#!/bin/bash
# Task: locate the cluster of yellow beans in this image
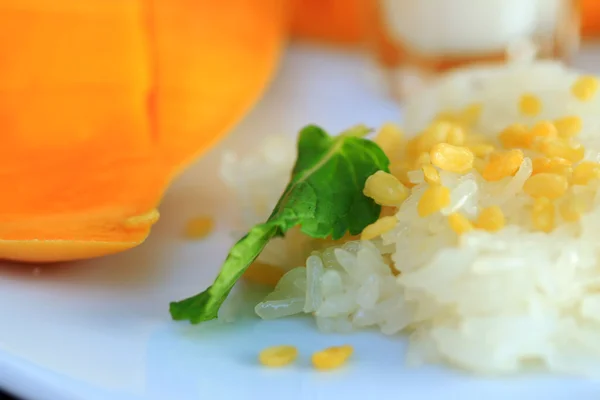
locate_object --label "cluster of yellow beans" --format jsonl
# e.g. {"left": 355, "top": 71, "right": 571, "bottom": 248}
{"left": 361, "top": 76, "right": 600, "bottom": 239}
{"left": 259, "top": 344, "right": 353, "bottom": 370}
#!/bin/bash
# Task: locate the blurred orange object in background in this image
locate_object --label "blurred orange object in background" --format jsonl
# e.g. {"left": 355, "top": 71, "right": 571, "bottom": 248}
{"left": 288, "top": 0, "right": 365, "bottom": 44}
{"left": 582, "top": 0, "right": 600, "bottom": 38}
{"left": 289, "top": 0, "right": 594, "bottom": 46}
{"left": 0, "top": 0, "right": 285, "bottom": 262}
{"left": 287, "top": 0, "right": 401, "bottom": 69}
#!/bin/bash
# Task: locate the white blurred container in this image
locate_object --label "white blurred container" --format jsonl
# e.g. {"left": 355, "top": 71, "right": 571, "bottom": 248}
{"left": 366, "top": 0, "right": 580, "bottom": 100}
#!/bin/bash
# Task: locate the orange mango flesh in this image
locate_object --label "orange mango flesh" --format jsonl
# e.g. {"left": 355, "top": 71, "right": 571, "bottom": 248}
{"left": 0, "top": 0, "right": 285, "bottom": 262}
{"left": 152, "top": 0, "right": 286, "bottom": 175}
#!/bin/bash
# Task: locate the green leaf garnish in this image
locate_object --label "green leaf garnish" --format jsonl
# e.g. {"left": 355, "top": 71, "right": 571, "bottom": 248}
{"left": 170, "top": 124, "right": 390, "bottom": 324}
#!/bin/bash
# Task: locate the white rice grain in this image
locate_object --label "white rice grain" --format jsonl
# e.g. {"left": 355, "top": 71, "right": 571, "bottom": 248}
{"left": 236, "top": 60, "right": 600, "bottom": 377}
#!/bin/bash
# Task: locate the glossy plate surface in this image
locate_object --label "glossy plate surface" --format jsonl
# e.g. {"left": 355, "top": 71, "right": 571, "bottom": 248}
{"left": 0, "top": 46, "right": 598, "bottom": 400}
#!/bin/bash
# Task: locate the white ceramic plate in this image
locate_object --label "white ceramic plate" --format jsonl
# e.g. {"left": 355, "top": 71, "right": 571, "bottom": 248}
{"left": 0, "top": 46, "right": 599, "bottom": 400}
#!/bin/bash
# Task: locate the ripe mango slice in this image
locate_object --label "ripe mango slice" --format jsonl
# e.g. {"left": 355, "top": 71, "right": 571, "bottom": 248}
{"left": 0, "top": 0, "right": 285, "bottom": 262}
